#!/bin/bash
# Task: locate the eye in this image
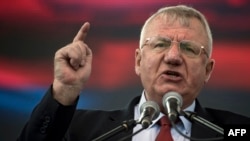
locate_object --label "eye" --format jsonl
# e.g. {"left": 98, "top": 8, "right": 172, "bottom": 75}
{"left": 180, "top": 42, "right": 198, "bottom": 55}
{"left": 153, "top": 40, "right": 171, "bottom": 48}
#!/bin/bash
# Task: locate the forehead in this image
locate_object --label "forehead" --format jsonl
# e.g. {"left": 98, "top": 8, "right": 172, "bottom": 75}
{"left": 143, "top": 15, "right": 207, "bottom": 40}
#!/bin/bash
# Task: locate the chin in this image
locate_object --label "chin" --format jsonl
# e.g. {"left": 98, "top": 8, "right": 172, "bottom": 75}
{"left": 157, "top": 85, "right": 181, "bottom": 94}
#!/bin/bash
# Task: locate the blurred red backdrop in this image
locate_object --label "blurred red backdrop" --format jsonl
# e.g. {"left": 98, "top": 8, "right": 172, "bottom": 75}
{"left": 0, "top": 0, "right": 250, "bottom": 141}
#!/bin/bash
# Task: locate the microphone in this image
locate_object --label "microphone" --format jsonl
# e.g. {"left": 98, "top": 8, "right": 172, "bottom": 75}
{"left": 162, "top": 91, "right": 183, "bottom": 122}
{"left": 138, "top": 101, "right": 160, "bottom": 129}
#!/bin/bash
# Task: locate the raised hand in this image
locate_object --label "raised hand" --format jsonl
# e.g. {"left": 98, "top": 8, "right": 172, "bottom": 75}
{"left": 52, "top": 22, "right": 92, "bottom": 105}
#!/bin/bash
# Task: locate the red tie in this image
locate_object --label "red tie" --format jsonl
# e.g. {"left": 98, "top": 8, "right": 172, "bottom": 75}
{"left": 156, "top": 116, "right": 173, "bottom": 141}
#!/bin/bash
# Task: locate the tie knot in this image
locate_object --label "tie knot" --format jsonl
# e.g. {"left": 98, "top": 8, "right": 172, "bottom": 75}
{"left": 156, "top": 116, "right": 173, "bottom": 141}
{"left": 158, "top": 116, "right": 171, "bottom": 126}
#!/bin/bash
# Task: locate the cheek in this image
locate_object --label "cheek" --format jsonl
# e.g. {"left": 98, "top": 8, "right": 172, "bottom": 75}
{"left": 141, "top": 52, "right": 160, "bottom": 72}
{"left": 139, "top": 53, "right": 162, "bottom": 82}
{"left": 141, "top": 58, "right": 152, "bottom": 70}
{"left": 187, "top": 62, "right": 206, "bottom": 84}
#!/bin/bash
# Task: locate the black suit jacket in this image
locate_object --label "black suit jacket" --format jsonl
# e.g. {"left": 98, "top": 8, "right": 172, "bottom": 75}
{"left": 17, "top": 87, "right": 250, "bottom": 141}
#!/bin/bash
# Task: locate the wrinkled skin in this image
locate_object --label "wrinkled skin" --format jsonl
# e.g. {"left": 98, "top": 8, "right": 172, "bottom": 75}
{"left": 135, "top": 16, "right": 215, "bottom": 113}
{"left": 53, "top": 22, "right": 92, "bottom": 105}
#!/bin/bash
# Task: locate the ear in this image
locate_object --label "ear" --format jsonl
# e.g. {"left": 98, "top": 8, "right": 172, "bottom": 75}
{"left": 135, "top": 48, "right": 141, "bottom": 76}
{"left": 204, "top": 59, "right": 215, "bottom": 83}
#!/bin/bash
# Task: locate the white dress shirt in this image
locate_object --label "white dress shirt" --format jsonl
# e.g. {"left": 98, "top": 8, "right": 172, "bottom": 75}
{"left": 132, "top": 91, "right": 195, "bottom": 141}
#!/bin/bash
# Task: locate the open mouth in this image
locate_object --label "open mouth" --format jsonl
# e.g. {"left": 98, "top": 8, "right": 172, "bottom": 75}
{"left": 161, "top": 70, "right": 183, "bottom": 81}
{"left": 165, "top": 70, "right": 181, "bottom": 77}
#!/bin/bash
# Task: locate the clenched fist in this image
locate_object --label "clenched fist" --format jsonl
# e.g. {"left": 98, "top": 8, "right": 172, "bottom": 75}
{"left": 52, "top": 22, "right": 92, "bottom": 105}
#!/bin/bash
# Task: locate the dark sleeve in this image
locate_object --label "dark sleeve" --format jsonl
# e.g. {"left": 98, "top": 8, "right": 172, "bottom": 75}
{"left": 17, "top": 85, "right": 78, "bottom": 141}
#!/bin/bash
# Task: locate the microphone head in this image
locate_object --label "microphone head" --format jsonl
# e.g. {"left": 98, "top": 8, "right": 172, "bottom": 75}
{"left": 139, "top": 101, "right": 160, "bottom": 128}
{"left": 162, "top": 91, "right": 183, "bottom": 121}
{"left": 162, "top": 91, "right": 183, "bottom": 109}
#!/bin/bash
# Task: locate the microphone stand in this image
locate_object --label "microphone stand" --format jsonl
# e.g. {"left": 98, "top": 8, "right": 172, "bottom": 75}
{"left": 92, "top": 119, "right": 137, "bottom": 141}
{"left": 181, "top": 111, "right": 224, "bottom": 135}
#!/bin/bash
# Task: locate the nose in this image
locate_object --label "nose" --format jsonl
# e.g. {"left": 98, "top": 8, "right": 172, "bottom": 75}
{"left": 164, "top": 42, "right": 183, "bottom": 66}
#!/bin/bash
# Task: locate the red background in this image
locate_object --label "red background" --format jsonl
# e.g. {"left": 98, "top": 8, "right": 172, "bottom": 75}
{"left": 0, "top": 0, "right": 250, "bottom": 140}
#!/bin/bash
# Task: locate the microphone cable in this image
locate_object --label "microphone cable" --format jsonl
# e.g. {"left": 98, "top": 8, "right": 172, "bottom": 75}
{"left": 118, "top": 120, "right": 224, "bottom": 141}
{"left": 117, "top": 127, "right": 144, "bottom": 141}
{"left": 170, "top": 119, "right": 224, "bottom": 141}
{"left": 118, "top": 118, "right": 224, "bottom": 141}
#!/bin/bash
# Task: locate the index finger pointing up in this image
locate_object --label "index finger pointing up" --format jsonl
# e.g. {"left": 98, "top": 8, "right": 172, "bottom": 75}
{"left": 73, "top": 22, "right": 90, "bottom": 42}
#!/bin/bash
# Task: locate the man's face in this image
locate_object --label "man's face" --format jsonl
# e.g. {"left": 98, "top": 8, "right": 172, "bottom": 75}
{"left": 135, "top": 16, "right": 214, "bottom": 110}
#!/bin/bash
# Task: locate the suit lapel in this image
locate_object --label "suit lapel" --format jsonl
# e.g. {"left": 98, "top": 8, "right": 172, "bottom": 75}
{"left": 191, "top": 100, "right": 223, "bottom": 140}
{"left": 102, "top": 96, "right": 141, "bottom": 141}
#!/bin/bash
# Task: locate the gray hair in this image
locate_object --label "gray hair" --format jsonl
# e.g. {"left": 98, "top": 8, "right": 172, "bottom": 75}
{"left": 140, "top": 5, "right": 213, "bottom": 57}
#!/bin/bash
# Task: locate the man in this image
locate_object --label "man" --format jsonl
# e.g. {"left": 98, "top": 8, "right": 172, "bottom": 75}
{"left": 17, "top": 5, "right": 250, "bottom": 141}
